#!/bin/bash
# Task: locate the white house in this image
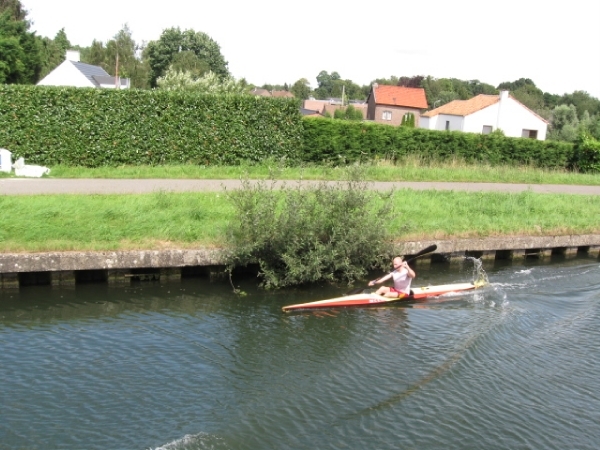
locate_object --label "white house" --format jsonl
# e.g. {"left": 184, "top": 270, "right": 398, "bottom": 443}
{"left": 420, "top": 91, "right": 548, "bottom": 140}
{"left": 37, "top": 50, "right": 130, "bottom": 89}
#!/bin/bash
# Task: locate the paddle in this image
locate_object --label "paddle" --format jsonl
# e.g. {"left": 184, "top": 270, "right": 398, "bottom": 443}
{"left": 346, "top": 244, "right": 438, "bottom": 295}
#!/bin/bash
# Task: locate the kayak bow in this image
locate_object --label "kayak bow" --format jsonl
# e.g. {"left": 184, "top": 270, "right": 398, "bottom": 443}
{"left": 282, "top": 282, "right": 479, "bottom": 312}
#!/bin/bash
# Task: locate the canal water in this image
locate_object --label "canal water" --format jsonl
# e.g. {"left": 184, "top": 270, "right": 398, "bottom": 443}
{"left": 1, "top": 256, "right": 599, "bottom": 450}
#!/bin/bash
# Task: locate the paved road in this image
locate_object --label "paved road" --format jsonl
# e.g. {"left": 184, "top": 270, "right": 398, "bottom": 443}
{"left": 1, "top": 178, "right": 600, "bottom": 195}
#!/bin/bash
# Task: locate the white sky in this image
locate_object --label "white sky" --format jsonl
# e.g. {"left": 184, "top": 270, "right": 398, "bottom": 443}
{"left": 22, "top": 0, "right": 600, "bottom": 99}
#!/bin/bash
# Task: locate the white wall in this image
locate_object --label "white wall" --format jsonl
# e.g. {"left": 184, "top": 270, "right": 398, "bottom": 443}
{"left": 37, "top": 61, "right": 95, "bottom": 88}
{"left": 421, "top": 114, "right": 464, "bottom": 131}
{"left": 463, "top": 92, "right": 547, "bottom": 140}
{"left": 421, "top": 93, "right": 547, "bottom": 140}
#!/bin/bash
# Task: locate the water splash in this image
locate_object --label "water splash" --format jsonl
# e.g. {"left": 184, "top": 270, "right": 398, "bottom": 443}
{"left": 464, "top": 256, "right": 489, "bottom": 287}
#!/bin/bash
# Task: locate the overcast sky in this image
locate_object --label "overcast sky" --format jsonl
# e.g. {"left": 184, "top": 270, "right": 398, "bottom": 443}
{"left": 22, "top": 0, "right": 600, "bottom": 98}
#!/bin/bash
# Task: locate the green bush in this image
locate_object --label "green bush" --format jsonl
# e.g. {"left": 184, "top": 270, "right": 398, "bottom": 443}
{"left": 571, "top": 132, "right": 600, "bottom": 173}
{"left": 0, "top": 85, "right": 303, "bottom": 167}
{"left": 224, "top": 168, "right": 395, "bottom": 289}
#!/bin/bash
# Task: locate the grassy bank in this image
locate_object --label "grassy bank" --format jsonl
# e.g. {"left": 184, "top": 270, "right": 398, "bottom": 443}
{"left": 38, "top": 159, "right": 600, "bottom": 185}
{"left": 1, "top": 189, "right": 598, "bottom": 252}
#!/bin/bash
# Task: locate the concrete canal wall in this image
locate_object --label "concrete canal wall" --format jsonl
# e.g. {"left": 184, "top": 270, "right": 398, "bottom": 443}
{"left": 1, "top": 234, "right": 599, "bottom": 289}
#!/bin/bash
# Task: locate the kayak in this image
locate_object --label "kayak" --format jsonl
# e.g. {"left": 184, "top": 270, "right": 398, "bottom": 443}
{"left": 282, "top": 282, "right": 479, "bottom": 312}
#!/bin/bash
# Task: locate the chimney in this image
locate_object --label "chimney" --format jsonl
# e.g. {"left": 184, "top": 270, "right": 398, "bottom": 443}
{"left": 66, "top": 50, "right": 80, "bottom": 62}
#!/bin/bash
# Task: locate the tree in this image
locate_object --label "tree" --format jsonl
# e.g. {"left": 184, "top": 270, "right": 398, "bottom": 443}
{"left": 314, "top": 70, "right": 340, "bottom": 99}
{"left": 370, "top": 76, "right": 399, "bottom": 86}
{"left": 401, "top": 112, "right": 415, "bottom": 127}
{"left": 81, "top": 39, "right": 106, "bottom": 67}
{"left": 397, "top": 75, "right": 424, "bottom": 88}
{"left": 510, "top": 83, "right": 545, "bottom": 111}
{"left": 548, "top": 104, "right": 579, "bottom": 142}
{"left": 146, "top": 27, "right": 229, "bottom": 87}
{"left": 291, "top": 78, "right": 311, "bottom": 99}
{"left": 156, "top": 67, "right": 248, "bottom": 94}
{"left": 38, "top": 28, "right": 70, "bottom": 79}
{"left": 0, "top": 1, "right": 42, "bottom": 84}
{"left": 560, "top": 90, "right": 600, "bottom": 119}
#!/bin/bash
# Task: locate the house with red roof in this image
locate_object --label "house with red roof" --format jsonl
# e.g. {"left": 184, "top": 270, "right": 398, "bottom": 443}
{"left": 365, "top": 84, "right": 429, "bottom": 126}
{"left": 420, "top": 91, "right": 548, "bottom": 140}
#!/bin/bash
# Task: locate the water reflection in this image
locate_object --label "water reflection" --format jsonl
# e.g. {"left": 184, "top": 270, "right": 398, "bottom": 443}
{"left": 0, "top": 255, "right": 599, "bottom": 450}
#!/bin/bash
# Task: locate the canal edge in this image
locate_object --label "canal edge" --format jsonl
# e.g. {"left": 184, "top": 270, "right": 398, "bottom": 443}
{"left": 1, "top": 234, "right": 599, "bottom": 289}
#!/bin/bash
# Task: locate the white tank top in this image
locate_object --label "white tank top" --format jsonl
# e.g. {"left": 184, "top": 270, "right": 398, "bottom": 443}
{"left": 392, "top": 268, "right": 412, "bottom": 294}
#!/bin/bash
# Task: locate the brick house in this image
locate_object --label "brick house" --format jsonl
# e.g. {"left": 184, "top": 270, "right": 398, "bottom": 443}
{"left": 365, "top": 84, "right": 428, "bottom": 126}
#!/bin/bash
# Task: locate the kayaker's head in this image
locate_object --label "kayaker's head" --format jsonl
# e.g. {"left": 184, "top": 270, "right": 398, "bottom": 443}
{"left": 393, "top": 256, "right": 404, "bottom": 270}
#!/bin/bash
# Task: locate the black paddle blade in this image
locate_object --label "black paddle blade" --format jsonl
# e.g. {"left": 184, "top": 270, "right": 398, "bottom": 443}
{"left": 404, "top": 244, "right": 437, "bottom": 262}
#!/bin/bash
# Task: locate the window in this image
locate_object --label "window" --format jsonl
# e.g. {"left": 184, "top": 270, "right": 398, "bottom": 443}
{"left": 382, "top": 111, "right": 392, "bottom": 121}
{"left": 445, "top": 121, "right": 450, "bottom": 130}
{"left": 482, "top": 125, "right": 493, "bottom": 134}
{"left": 522, "top": 129, "right": 538, "bottom": 139}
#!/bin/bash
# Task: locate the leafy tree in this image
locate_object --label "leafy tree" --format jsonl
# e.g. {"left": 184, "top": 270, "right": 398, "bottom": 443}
{"left": 497, "top": 77, "right": 538, "bottom": 92}
{"left": 38, "top": 28, "right": 71, "bottom": 79}
{"left": 0, "top": 1, "right": 41, "bottom": 84}
{"left": 397, "top": 75, "right": 424, "bottom": 88}
{"left": 548, "top": 104, "right": 579, "bottom": 141}
{"left": 77, "top": 25, "right": 150, "bottom": 89}
{"left": 169, "top": 50, "right": 209, "bottom": 78}
{"left": 370, "top": 76, "right": 399, "bottom": 86}
{"left": 466, "top": 79, "right": 497, "bottom": 96}
{"left": 156, "top": 67, "right": 248, "bottom": 94}
{"left": 0, "top": 0, "right": 26, "bottom": 20}
{"left": 291, "top": 78, "right": 311, "bottom": 99}
{"left": 510, "top": 83, "right": 545, "bottom": 111}
{"left": 560, "top": 90, "right": 600, "bottom": 118}
{"left": 146, "top": 27, "right": 229, "bottom": 87}
{"left": 261, "top": 83, "right": 287, "bottom": 91}
{"left": 314, "top": 70, "right": 340, "bottom": 99}
{"left": 81, "top": 39, "right": 106, "bottom": 67}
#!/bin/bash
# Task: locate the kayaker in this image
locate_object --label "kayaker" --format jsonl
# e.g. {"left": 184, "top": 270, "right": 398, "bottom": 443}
{"left": 368, "top": 256, "right": 416, "bottom": 298}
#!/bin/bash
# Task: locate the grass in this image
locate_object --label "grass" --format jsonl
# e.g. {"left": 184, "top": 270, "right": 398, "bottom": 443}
{"left": 42, "top": 158, "right": 600, "bottom": 185}
{"left": 1, "top": 189, "right": 598, "bottom": 253}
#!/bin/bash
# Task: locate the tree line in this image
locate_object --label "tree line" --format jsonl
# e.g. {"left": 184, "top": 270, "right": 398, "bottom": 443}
{"left": 2, "top": 0, "right": 599, "bottom": 141}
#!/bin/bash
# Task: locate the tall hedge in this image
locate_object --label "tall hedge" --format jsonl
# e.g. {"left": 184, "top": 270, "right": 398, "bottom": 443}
{"left": 301, "top": 118, "right": 576, "bottom": 169}
{"left": 0, "top": 85, "right": 304, "bottom": 166}
{"left": 0, "top": 85, "right": 582, "bottom": 171}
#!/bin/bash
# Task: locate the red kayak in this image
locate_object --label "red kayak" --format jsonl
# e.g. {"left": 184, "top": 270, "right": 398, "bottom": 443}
{"left": 282, "top": 282, "right": 480, "bottom": 312}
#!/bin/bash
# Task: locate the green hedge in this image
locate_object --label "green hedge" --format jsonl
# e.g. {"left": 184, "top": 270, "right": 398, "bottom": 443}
{"left": 301, "top": 118, "right": 576, "bottom": 169}
{"left": 0, "top": 85, "right": 304, "bottom": 166}
{"left": 0, "top": 85, "right": 582, "bottom": 171}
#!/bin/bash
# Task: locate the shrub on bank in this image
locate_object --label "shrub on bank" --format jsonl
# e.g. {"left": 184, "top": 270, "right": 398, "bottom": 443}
{"left": 224, "top": 168, "right": 395, "bottom": 289}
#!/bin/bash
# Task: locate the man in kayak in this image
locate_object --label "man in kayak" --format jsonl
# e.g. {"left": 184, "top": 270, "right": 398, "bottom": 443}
{"left": 368, "top": 256, "right": 416, "bottom": 298}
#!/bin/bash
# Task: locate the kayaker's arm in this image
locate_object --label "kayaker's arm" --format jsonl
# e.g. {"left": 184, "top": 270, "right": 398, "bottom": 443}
{"left": 369, "top": 272, "right": 394, "bottom": 286}
{"left": 404, "top": 262, "right": 416, "bottom": 279}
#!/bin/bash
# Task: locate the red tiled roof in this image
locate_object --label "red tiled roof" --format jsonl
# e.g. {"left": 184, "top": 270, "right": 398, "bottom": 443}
{"left": 422, "top": 95, "right": 499, "bottom": 117}
{"left": 372, "top": 85, "right": 428, "bottom": 109}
